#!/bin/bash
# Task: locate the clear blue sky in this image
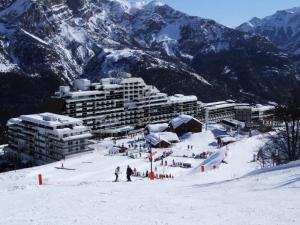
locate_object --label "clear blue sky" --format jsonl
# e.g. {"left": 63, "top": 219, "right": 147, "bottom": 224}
{"left": 130, "top": 0, "right": 300, "bottom": 27}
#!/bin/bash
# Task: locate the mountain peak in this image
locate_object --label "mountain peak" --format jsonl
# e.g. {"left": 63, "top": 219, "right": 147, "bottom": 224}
{"left": 146, "top": 0, "right": 164, "bottom": 7}
{"left": 237, "top": 5, "right": 300, "bottom": 54}
{"left": 276, "top": 6, "right": 300, "bottom": 14}
{"left": 130, "top": 0, "right": 165, "bottom": 11}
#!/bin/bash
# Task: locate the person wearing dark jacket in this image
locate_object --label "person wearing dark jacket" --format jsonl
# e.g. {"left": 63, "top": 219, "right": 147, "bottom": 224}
{"left": 114, "top": 166, "right": 121, "bottom": 182}
{"left": 126, "top": 165, "right": 133, "bottom": 182}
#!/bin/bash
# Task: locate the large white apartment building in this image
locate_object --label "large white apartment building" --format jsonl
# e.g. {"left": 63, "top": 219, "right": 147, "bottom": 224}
{"left": 197, "top": 100, "right": 276, "bottom": 129}
{"left": 6, "top": 113, "right": 92, "bottom": 165}
{"left": 49, "top": 77, "right": 198, "bottom": 135}
{"left": 197, "top": 100, "right": 250, "bottom": 124}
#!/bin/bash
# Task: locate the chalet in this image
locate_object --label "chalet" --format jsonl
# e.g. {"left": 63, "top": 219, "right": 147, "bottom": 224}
{"left": 145, "top": 132, "right": 179, "bottom": 148}
{"left": 170, "top": 115, "right": 202, "bottom": 136}
{"left": 221, "top": 119, "right": 245, "bottom": 131}
{"left": 145, "top": 123, "right": 169, "bottom": 135}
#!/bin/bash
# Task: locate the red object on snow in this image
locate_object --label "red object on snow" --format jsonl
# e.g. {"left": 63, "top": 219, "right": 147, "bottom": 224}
{"left": 201, "top": 165, "right": 205, "bottom": 172}
{"left": 38, "top": 174, "right": 43, "bottom": 185}
{"left": 149, "top": 171, "right": 155, "bottom": 180}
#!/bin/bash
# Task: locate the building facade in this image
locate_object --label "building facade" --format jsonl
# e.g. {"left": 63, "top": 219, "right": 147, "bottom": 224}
{"left": 49, "top": 78, "right": 198, "bottom": 135}
{"left": 197, "top": 101, "right": 276, "bottom": 129}
{"left": 6, "top": 113, "right": 92, "bottom": 165}
{"left": 197, "top": 100, "right": 250, "bottom": 124}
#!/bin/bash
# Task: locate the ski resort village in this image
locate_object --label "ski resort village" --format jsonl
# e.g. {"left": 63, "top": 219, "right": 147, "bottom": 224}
{"left": 1, "top": 0, "right": 300, "bottom": 224}
{"left": 0, "top": 76, "right": 299, "bottom": 225}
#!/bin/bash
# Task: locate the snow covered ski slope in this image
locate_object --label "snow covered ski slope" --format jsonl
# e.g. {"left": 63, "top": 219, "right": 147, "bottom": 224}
{"left": 0, "top": 130, "right": 299, "bottom": 225}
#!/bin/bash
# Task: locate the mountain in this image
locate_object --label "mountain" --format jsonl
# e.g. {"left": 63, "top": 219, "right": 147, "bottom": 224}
{"left": 237, "top": 7, "right": 300, "bottom": 55}
{"left": 0, "top": 0, "right": 299, "bottom": 129}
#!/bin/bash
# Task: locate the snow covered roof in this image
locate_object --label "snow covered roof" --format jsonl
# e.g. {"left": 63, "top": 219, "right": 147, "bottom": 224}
{"left": 158, "top": 132, "right": 179, "bottom": 143}
{"left": 19, "top": 113, "right": 83, "bottom": 127}
{"left": 170, "top": 115, "right": 200, "bottom": 129}
{"left": 6, "top": 118, "right": 22, "bottom": 126}
{"left": 205, "top": 103, "right": 237, "bottom": 110}
{"left": 66, "top": 90, "right": 100, "bottom": 97}
{"left": 62, "top": 133, "right": 93, "bottom": 142}
{"left": 204, "top": 100, "right": 235, "bottom": 107}
{"left": 252, "top": 104, "right": 275, "bottom": 112}
{"left": 169, "top": 94, "right": 197, "bottom": 103}
{"left": 145, "top": 132, "right": 179, "bottom": 146}
{"left": 221, "top": 119, "right": 245, "bottom": 128}
{"left": 146, "top": 123, "right": 169, "bottom": 133}
{"left": 120, "top": 77, "right": 145, "bottom": 84}
{"left": 53, "top": 125, "right": 89, "bottom": 137}
{"left": 220, "top": 136, "right": 236, "bottom": 143}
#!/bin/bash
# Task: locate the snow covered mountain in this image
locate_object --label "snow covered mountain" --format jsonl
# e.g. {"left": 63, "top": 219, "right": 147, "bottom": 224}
{"left": 237, "top": 7, "right": 300, "bottom": 55}
{"left": 0, "top": 0, "right": 299, "bottom": 126}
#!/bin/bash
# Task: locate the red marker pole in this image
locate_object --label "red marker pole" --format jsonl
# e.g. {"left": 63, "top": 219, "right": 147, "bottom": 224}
{"left": 149, "top": 149, "right": 155, "bottom": 180}
{"left": 38, "top": 174, "right": 43, "bottom": 185}
{"left": 201, "top": 165, "right": 205, "bottom": 173}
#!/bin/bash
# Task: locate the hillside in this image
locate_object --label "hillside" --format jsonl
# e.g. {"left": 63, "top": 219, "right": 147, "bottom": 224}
{"left": 237, "top": 7, "right": 300, "bottom": 56}
{"left": 0, "top": 0, "right": 299, "bottom": 128}
{"left": 0, "top": 128, "right": 299, "bottom": 225}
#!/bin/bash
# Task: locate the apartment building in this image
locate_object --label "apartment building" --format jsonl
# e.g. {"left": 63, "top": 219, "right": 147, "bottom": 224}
{"left": 197, "top": 100, "right": 250, "bottom": 124}
{"left": 6, "top": 113, "right": 92, "bottom": 165}
{"left": 197, "top": 100, "right": 276, "bottom": 130}
{"left": 49, "top": 77, "right": 198, "bottom": 136}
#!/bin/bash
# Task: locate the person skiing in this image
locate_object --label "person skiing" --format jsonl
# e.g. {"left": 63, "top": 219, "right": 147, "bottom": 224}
{"left": 114, "top": 166, "right": 121, "bottom": 182}
{"left": 126, "top": 165, "right": 133, "bottom": 182}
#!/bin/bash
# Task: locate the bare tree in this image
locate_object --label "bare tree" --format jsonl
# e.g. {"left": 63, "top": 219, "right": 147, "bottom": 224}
{"left": 258, "top": 90, "right": 300, "bottom": 166}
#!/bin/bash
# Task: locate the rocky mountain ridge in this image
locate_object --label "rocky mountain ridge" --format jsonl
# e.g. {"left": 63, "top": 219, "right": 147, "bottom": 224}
{"left": 237, "top": 7, "right": 300, "bottom": 55}
{"left": 0, "top": 0, "right": 299, "bottom": 129}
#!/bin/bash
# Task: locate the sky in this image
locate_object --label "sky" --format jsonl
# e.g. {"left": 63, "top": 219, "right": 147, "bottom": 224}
{"left": 130, "top": 0, "right": 300, "bottom": 27}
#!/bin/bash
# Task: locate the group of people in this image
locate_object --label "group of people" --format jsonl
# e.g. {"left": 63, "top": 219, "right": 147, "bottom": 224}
{"left": 114, "top": 165, "right": 134, "bottom": 182}
{"left": 187, "top": 145, "right": 194, "bottom": 150}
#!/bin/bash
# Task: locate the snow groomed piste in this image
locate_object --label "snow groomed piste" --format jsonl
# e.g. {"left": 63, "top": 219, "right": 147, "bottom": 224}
{"left": 1, "top": 125, "right": 300, "bottom": 225}
{"left": 193, "top": 146, "right": 229, "bottom": 173}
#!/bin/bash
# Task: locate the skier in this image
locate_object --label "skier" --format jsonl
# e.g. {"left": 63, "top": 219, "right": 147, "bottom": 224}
{"left": 253, "top": 153, "right": 257, "bottom": 162}
{"left": 114, "top": 166, "right": 121, "bottom": 182}
{"left": 126, "top": 165, "right": 133, "bottom": 182}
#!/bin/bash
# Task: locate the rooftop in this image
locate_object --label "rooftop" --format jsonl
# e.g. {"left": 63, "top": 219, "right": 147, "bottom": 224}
{"left": 170, "top": 115, "right": 201, "bottom": 129}
{"left": 252, "top": 104, "right": 275, "bottom": 112}
{"left": 169, "top": 94, "right": 197, "bottom": 103}
{"left": 19, "top": 113, "right": 82, "bottom": 127}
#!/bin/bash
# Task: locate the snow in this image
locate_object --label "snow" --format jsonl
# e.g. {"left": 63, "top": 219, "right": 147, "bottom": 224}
{"left": 0, "top": 61, "right": 16, "bottom": 72}
{"left": 145, "top": 132, "right": 179, "bottom": 146}
{"left": 131, "top": 0, "right": 165, "bottom": 12}
{"left": 253, "top": 104, "right": 275, "bottom": 112}
{"left": 60, "top": 23, "right": 87, "bottom": 44}
{"left": 62, "top": 133, "right": 93, "bottom": 141}
{"left": 20, "top": 29, "right": 48, "bottom": 45}
{"left": 146, "top": 123, "right": 169, "bottom": 133}
{"left": 157, "top": 22, "right": 181, "bottom": 42}
{"left": 223, "top": 65, "right": 231, "bottom": 74}
{"left": 0, "top": 127, "right": 300, "bottom": 225}
{"left": 170, "top": 115, "right": 200, "bottom": 129}
{"left": 169, "top": 94, "right": 197, "bottom": 103}
{"left": 18, "top": 113, "right": 83, "bottom": 127}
